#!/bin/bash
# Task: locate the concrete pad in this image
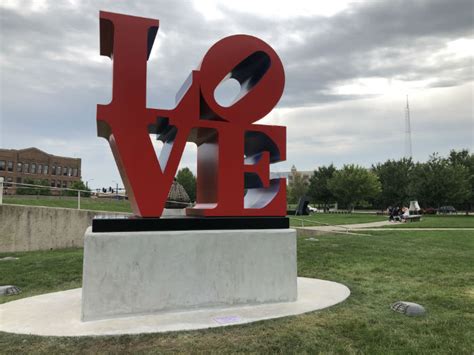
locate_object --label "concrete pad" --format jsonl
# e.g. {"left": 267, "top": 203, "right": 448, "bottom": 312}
{"left": 0, "top": 277, "right": 350, "bottom": 336}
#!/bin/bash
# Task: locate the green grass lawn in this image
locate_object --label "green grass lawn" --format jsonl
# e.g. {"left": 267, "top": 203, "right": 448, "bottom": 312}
{"left": 1, "top": 230, "right": 472, "bottom": 353}
{"left": 0, "top": 249, "right": 83, "bottom": 304}
{"left": 385, "top": 215, "right": 474, "bottom": 228}
{"left": 290, "top": 213, "right": 386, "bottom": 227}
{"left": 3, "top": 196, "right": 132, "bottom": 213}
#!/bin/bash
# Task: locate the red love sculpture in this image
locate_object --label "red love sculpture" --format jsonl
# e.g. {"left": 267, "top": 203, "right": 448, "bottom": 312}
{"left": 97, "top": 11, "right": 287, "bottom": 217}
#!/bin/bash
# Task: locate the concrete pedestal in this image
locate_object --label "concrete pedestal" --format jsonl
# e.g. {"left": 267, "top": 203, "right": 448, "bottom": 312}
{"left": 82, "top": 227, "right": 297, "bottom": 321}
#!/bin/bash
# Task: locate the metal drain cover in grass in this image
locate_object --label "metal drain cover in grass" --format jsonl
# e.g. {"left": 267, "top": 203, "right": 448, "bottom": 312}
{"left": 0, "top": 285, "right": 21, "bottom": 296}
{"left": 391, "top": 301, "right": 426, "bottom": 316}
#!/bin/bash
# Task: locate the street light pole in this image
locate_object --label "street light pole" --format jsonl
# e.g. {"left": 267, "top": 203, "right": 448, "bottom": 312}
{"left": 0, "top": 177, "right": 3, "bottom": 205}
{"left": 112, "top": 180, "right": 119, "bottom": 200}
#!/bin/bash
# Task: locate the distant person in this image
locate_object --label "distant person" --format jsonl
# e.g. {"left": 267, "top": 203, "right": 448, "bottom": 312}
{"left": 388, "top": 206, "right": 394, "bottom": 221}
{"left": 393, "top": 206, "right": 402, "bottom": 222}
{"left": 401, "top": 207, "right": 410, "bottom": 222}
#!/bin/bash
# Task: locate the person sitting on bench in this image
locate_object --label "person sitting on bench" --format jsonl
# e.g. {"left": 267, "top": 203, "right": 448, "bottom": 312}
{"left": 388, "top": 206, "right": 394, "bottom": 221}
{"left": 401, "top": 207, "right": 410, "bottom": 222}
{"left": 389, "top": 206, "right": 402, "bottom": 222}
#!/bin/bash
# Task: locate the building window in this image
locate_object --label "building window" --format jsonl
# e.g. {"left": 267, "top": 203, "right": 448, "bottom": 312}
{"left": 23, "top": 163, "right": 29, "bottom": 173}
{"left": 6, "top": 177, "right": 13, "bottom": 186}
{"left": 7, "top": 161, "right": 13, "bottom": 172}
{"left": 30, "top": 163, "right": 36, "bottom": 174}
{"left": 68, "top": 167, "right": 72, "bottom": 177}
{"left": 38, "top": 164, "right": 43, "bottom": 175}
{"left": 57, "top": 166, "right": 61, "bottom": 176}
{"left": 62, "top": 181, "right": 67, "bottom": 188}
{"left": 63, "top": 167, "right": 68, "bottom": 176}
{"left": 73, "top": 168, "right": 78, "bottom": 177}
{"left": 0, "top": 161, "right": 5, "bottom": 171}
{"left": 16, "top": 177, "right": 22, "bottom": 184}
{"left": 44, "top": 165, "right": 49, "bottom": 175}
{"left": 17, "top": 162, "right": 22, "bottom": 172}
{"left": 56, "top": 181, "right": 61, "bottom": 188}
{"left": 51, "top": 179, "right": 55, "bottom": 187}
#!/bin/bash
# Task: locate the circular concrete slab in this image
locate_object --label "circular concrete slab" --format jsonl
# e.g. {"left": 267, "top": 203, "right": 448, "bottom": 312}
{"left": 0, "top": 277, "right": 350, "bottom": 336}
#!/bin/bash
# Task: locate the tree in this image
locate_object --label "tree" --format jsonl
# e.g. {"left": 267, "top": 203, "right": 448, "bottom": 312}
{"left": 65, "top": 180, "right": 91, "bottom": 197}
{"left": 16, "top": 178, "right": 51, "bottom": 196}
{"left": 372, "top": 158, "right": 414, "bottom": 209}
{"left": 287, "top": 171, "right": 308, "bottom": 205}
{"left": 307, "top": 164, "right": 336, "bottom": 211}
{"left": 448, "top": 149, "right": 474, "bottom": 213}
{"left": 328, "top": 164, "right": 381, "bottom": 211}
{"left": 410, "top": 153, "right": 470, "bottom": 208}
{"left": 176, "top": 167, "right": 196, "bottom": 202}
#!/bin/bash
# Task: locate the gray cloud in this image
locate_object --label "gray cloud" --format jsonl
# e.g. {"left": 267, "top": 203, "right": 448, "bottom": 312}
{"left": 0, "top": 0, "right": 472, "bottom": 187}
{"left": 278, "top": 0, "right": 474, "bottom": 106}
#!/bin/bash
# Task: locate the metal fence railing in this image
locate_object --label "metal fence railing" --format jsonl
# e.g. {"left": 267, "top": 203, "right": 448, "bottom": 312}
{"left": 0, "top": 179, "right": 192, "bottom": 211}
{"left": 0, "top": 180, "right": 96, "bottom": 210}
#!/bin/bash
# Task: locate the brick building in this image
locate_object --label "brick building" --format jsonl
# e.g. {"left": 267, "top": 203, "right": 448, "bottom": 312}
{"left": 0, "top": 147, "right": 81, "bottom": 194}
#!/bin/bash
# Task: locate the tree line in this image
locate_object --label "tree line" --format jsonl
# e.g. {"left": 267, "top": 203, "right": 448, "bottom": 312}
{"left": 11, "top": 149, "right": 471, "bottom": 213}
{"left": 288, "top": 149, "right": 473, "bottom": 212}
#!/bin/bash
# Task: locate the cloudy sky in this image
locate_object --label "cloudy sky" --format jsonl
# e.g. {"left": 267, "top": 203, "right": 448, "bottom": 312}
{"left": 1, "top": 0, "right": 472, "bottom": 189}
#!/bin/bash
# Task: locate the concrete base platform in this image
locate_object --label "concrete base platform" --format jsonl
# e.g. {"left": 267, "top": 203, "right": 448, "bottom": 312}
{"left": 82, "top": 228, "right": 297, "bottom": 321}
{"left": 0, "top": 277, "right": 350, "bottom": 336}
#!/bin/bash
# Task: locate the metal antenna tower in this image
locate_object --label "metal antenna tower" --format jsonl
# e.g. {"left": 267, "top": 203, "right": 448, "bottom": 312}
{"left": 404, "top": 95, "right": 413, "bottom": 159}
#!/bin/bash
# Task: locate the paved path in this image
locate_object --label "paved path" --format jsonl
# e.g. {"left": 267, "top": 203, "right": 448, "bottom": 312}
{"left": 298, "top": 220, "right": 391, "bottom": 232}
{"left": 352, "top": 228, "right": 474, "bottom": 231}
{"left": 297, "top": 221, "right": 474, "bottom": 233}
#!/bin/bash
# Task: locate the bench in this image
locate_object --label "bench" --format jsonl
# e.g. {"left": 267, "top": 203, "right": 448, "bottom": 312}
{"left": 405, "top": 215, "right": 422, "bottom": 222}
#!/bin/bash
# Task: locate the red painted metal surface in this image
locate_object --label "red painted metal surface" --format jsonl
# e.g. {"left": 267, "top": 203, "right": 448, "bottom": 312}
{"left": 97, "top": 11, "right": 287, "bottom": 217}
